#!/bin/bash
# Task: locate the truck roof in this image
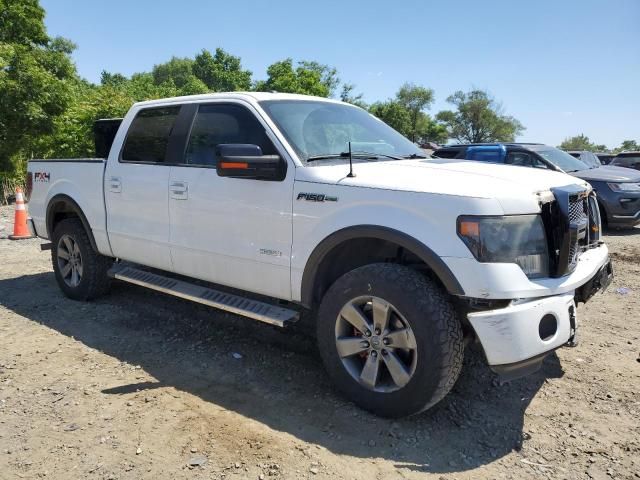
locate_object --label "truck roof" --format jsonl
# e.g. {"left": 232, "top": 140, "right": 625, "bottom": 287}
{"left": 133, "top": 91, "right": 344, "bottom": 108}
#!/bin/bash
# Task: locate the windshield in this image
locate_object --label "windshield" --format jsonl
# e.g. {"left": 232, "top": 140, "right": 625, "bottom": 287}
{"left": 259, "top": 100, "right": 424, "bottom": 163}
{"left": 532, "top": 147, "right": 591, "bottom": 172}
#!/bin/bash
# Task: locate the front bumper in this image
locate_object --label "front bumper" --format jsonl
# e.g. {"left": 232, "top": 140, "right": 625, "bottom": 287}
{"left": 468, "top": 257, "right": 613, "bottom": 380}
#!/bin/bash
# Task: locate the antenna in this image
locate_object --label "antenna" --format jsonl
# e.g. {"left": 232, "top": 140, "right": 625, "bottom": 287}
{"left": 347, "top": 141, "right": 356, "bottom": 178}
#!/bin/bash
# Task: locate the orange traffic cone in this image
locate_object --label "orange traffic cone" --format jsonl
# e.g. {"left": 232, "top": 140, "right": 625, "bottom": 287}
{"left": 9, "top": 188, "right": 34, "bottom": 240}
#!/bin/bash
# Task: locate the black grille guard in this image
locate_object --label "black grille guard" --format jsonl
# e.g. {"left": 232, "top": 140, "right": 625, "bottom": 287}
{"left": 542, "top": 185, "right": 601, "bottom": 278}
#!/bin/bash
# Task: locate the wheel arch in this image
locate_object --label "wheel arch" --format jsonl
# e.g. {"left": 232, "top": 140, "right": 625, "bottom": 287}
{"left": 46, "top": 194, "right": 98, "bottom": 252}
{"left": 300, "top": 225, "right": 465, "bottom": 308}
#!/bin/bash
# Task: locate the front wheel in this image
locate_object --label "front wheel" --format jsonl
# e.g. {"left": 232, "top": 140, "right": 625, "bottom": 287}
{"left": 316, "top": 263, "right": 463, "bottom": 417}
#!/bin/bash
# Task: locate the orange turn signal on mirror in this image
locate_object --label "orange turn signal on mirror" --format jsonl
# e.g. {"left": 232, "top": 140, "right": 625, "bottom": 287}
{"left": 220, "top": 162, "right": 248, "bottom": 169}
{"left": 459, "top": 221, "right": 480, "bottom": 237}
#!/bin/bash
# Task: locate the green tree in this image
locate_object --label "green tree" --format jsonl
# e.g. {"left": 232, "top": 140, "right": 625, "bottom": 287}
{"left": 255, "top": 58, "right": 337, "bottom": 97}
{"left": 0, "top": 0, "right": 77, "bottom": 170}
{"left": 614, "top": 140, "right": 639, "bottom": 153}
{"left": 396, "top": 83, "right": 434, "bottom": 142}
{"left": 436, "top": 89, "right": 524, "bottom": 143}
{"left": 298, "top": 60, "right": 340, "bottom": 97}
{"left": 369, "top": 84, "right": 445, "bottom": 144}
{"left": 369, "top": 101, "right": 412, "bottom": 136}
{"left": 340, "top": 83, "right": 366, "bottom": 108}
{"left": 152, "top": 56, "right": 195, "bottom": 89}
{"left": 558, "top": 134, "right": 598, "bottom": 151}
{"left": 193, "top": 48, "right": 252, "bottom": 92}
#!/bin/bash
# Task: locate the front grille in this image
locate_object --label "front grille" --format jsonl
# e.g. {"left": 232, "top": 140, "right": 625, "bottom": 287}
{"left": 542, "top": 186, "right": 600, "bottom": 277}
{"left": 568, "top": 196, "right": 588, "bottom": 224}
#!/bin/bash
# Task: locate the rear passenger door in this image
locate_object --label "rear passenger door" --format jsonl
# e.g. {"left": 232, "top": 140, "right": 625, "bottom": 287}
{"left": 168, "top": 101, "right": 294, "bottom": 300}
{"left": 104, "top": 105, "right": 183, "bottom": 271}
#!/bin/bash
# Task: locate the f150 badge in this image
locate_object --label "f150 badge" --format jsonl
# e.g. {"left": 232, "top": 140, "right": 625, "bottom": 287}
{"left": 34, "top": 172, "right": 50, "bottom": 182}
{"left": 297, "top": 192, "right": 338, "bottom": 202}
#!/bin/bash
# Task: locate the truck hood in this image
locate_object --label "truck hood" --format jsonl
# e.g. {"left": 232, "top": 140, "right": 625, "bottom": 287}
{"left": 295, "top": 158, "right": 589, "bottom": 200}
{"left": 570, "top": 165, "right": 640, "bottom": 183}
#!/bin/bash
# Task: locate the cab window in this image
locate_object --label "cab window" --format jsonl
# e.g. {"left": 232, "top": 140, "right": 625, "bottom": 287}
{"left": 184, "top": 104, "right": 276, "bottom": 167}
{"left": 121, "top": 107, "right": 180, "bottom": 163}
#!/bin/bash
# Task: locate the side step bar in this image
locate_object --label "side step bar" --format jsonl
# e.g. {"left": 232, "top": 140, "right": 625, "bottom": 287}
{"left": 108, "top": 264, "right": 299, "bottom": 327}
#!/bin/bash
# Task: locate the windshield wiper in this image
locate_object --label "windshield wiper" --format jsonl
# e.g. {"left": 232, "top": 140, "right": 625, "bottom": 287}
{"left": 306, "top": 151, "right": 403, "bottom": 163}
{"left": 402, "top": 153, "right": 428, "bottom": 159}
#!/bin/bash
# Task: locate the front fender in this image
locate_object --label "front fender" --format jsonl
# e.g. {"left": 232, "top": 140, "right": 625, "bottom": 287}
{"left": 291, "top": 182, "right": 502, "bottom": 302}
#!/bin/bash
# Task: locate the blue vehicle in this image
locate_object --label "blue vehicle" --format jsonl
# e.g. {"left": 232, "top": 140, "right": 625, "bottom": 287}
{"left": 433, "top": 143, "right": 640, "bottom": 228}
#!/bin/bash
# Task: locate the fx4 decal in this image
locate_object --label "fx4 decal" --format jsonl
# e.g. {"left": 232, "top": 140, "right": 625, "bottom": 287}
{"left": 296, "top": 192, "right": 338, "bottom": 202}
{"left": 34, "top": 172, "right": 51, "bottom": 182}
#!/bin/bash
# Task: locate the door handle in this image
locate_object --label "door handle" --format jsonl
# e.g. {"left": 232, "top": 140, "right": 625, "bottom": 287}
{"left": 109, "top": 177, "right": 122, "bottom": 193}
{"left": 169, "top": 181, "right": 188, "bottom": 199}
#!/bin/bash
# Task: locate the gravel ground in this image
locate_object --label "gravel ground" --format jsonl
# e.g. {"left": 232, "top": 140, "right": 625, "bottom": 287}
{"left": 0, "top": 204, "right": 639, "bottom": 480}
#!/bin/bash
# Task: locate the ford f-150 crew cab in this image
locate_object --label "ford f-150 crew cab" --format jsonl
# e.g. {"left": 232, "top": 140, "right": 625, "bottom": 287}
{"left": 26, "top": 92, "right": 613, "bottom": 417}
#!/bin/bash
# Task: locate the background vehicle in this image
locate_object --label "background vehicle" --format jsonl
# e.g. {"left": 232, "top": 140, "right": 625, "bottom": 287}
{"left": 26, "top": 93, "right": 612, "bottom": 417}
{"left": 434, "top": 143, "right": 640, "bottom": 228}
{"left": 611, "top": 151, "right": 640, "bottom": 171}
{"left": 596, "top": 152, "right": 615, "bottom": 165}
{"left": 567, "top": 150, "right": 604, "bottom": 168}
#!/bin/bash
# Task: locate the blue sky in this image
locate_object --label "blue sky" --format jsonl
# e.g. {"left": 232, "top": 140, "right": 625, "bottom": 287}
{"left": 41, "top": 0, "right": 639, "bottom": 148}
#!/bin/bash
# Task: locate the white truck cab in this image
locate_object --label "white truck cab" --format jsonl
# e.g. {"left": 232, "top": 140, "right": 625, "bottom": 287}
{"left": 26, "top": 92, "right": 612, "bottom": 417}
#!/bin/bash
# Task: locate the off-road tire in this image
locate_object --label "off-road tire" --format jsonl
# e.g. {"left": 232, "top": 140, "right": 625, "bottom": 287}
{"left": 317, "top": 263, "right": 464, "bottom": 417}
{"left": 51, "top": 218, "right": 113, "bottom": 301}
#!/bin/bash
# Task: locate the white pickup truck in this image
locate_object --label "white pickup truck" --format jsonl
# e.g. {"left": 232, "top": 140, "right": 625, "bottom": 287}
{"left": 26, "top": 92, "right": 613, "bottom": 417}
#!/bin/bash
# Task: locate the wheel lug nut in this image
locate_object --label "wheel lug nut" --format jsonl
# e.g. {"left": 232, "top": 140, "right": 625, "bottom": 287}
{"left": 362, "top": 341, "right": 369, "bottom": 348}
{"left": 383, "top": 338, "right": 390, "bottom": 345}
{"left": 371, "top": 351, "right": 377, "bottom": 357}
{"left": 375, "top": 328, "right": 381, "bottom": 335}
{"left": 365, "top": 330, "right": 371, "bottom": 337}
{"left": 382, "top": 349, "right": 387, "bottom": 355}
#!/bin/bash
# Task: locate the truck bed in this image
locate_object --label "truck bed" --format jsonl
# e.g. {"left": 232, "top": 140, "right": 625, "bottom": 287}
{"left": 27, "top": 158, "right": 110, "bottom": 254}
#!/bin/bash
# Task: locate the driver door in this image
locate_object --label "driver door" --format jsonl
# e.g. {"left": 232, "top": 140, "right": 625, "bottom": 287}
{"left": 168, "top": 102, "right": 295, "bottom": 300}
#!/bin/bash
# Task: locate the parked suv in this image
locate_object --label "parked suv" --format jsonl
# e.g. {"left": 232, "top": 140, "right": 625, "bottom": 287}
{"left": 434, "top": 143, "right": 640, "bottom": 228}
{"left": 27, "top": 94, "right": 612, "bottom": 417}
{"left": 596, "top": 153, "right": 615, "bottom": 165}
{"left": 611, "top": 151, "right": 640, "bottom": 171}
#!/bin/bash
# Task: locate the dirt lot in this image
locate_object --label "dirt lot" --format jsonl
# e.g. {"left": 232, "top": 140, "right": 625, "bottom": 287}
{"left": 1, "top": 204, "right": 639, "bottom": 480}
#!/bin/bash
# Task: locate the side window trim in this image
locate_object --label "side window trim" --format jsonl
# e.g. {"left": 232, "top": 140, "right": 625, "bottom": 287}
{"left": 166, "top": 104, "right": 198, "bottom": 165}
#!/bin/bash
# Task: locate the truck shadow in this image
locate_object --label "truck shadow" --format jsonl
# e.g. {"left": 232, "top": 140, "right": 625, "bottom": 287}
{"left": 0, "top": 272, "right": 563, "bottom": 474}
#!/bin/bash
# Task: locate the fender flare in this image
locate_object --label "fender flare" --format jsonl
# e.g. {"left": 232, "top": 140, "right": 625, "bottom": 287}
{"left": 46, "top": 194, "right": 99, "bottom": 252}
{"left": 300, "top": 225, "right": 465, "bottom": 306}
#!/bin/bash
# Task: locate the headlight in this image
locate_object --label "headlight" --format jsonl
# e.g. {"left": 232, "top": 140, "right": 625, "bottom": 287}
{"left": 608, "top": 182, "right": 640, "bottom": 192}
{"left": 457, "top": 215, "right": 549, "bottom": 278}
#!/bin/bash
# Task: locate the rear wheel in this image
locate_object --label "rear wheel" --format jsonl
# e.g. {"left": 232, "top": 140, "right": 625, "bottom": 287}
{"left": 316, "top": 263, "right": 464, "bottom": 417}
{"left": 51, "top": 218, "right": 113, "bottom": 301}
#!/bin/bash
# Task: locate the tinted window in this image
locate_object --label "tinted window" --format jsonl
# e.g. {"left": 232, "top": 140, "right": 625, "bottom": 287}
{"left": 612, "top": 155, "right": 640, "bottom": 169}
{"left": 121, "top": 107, "right": 180, "bottom": 163}
{"left": 184, "top": 104, "right": 276, "bottom": 166}
{"left": 433, "top": 149, "right": 461, "bottom": 159}
{"left": 505, "top": 151, "right": 547, "bottom": 168}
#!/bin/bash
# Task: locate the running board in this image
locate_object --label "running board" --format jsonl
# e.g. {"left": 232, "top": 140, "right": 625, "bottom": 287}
{"left": 108, "top": 265, "right": 299, "bottom": 327}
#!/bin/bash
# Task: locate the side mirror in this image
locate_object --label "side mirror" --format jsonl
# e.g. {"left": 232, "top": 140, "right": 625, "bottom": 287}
{"left": 216, "top": 144, "right": 286, "bottom": 181}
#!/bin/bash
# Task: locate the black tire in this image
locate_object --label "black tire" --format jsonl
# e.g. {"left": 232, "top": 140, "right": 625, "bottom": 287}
{"left": 316, "top": 263, "right": 463, "bottom": 417}
{"left": 51, "top": 218, "right": 113, "bottom": 301}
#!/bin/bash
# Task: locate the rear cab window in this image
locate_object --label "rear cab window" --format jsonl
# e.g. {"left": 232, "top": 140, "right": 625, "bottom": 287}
{"left": 121, "top": 107, "right": 180, "bottom": 163}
